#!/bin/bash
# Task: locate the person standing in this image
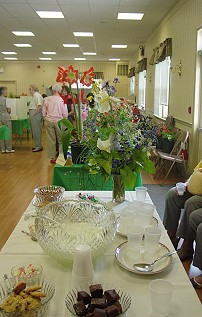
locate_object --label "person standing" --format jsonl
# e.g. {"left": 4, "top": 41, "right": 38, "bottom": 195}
{"left": 42, "top": 83, "right": 68, "bottom": 164}
{"left": 29, "top": 84, "right": 43, "bottom": 152}
{"left": 60, "top": 85, "right": 74, "bottom": 123}
{"left": 0, "top": 86, "right": 15, "bottom": 153}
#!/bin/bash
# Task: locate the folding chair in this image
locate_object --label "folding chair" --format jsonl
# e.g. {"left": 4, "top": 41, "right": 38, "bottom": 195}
{"left": 153, "top": 130, "right": 189, "bottom": 184}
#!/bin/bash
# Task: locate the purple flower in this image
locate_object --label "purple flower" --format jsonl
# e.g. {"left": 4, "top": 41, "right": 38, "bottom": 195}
{"left": 113, "top": 77, "right": 119, "bottom": 84}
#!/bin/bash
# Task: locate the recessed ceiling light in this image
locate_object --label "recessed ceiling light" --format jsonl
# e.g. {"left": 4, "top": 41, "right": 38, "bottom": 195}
{"left": 112, "top": 45, "right": 127, "bottom": 48}
{"left": 1, "top": 52, "right": 17, "bottom": 55}
{"left": 63, "top": 44, "right": 79, "bottom": 48}
{"left": 117, "top": 13, "right": 144, "bottom": 20}
{"left": 74, "top": 58, "right": 86, "bottom": 60}
{"left": 14, "top": 44, "right": 32, "bottom": 47}
{"left": 109, "top": 58, "right": 120, "bottom": 61}
{"left": 73, "top": 32, "right": 93, "bottom": 37}
{"left": 83, "top": 52, "right": 96, "bottom": 55}
{"left": 12, "top": 31, "right": 35, "bottom": 36}
{"left": 42, "top": 52, "right": 56, "bottom": 55}
{"left": 4, "top": 57, "right": 18, "bottom": 60}
{"left": 39, "top": 57, "right": 52, "bottom": 60}
{"left": 36, "top": 11, "right": 64, "bottom": 19}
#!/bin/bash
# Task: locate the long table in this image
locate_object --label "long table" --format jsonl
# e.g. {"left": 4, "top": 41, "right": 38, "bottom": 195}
{"left": 0, "top": 191, "right": 201, "bottom": 316}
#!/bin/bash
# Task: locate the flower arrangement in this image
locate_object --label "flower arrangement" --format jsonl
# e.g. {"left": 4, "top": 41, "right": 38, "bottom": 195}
{"left": 83, "top": 83, "right": 155, "bottom": 191}
{"left": 56, "top": 65, "right": 94, "bottom": 158}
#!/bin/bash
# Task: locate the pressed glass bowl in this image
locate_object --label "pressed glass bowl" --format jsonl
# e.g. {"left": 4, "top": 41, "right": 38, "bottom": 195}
{"left": 32, "top": 196, "right": 64, "bottom": 214}
{"left": 34, "top": 200, "right": 117, "bottom": 265}
{"left": 65, "top": 283, "right": 132, "bottom": 317}
{"left": 11, "top": 262, "right": 43, "bottom": 279}
{"left": 34, "top": 185, "right": 65, "bottom": 202}
{"left": 0, "top": 275, "right": 55, "bottom": 317}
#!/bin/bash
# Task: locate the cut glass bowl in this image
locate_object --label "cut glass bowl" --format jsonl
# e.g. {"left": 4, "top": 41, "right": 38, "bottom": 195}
{"left": 34, "top": 200, "right": 117, "bottom": 265}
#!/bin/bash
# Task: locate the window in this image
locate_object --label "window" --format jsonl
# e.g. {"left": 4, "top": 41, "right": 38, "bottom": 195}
{"left": 154, "top": 57, "right": 171, "bottom": 118}
{"left": 138, "top": 70, "right": 146, "bottom": 110}
{"left": 130, "top": 76, "right": 135, "bottom": 96}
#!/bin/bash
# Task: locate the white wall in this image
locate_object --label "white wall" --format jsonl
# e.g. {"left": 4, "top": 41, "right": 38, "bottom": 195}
{"left": 0, "top": 61, "right": 129, "bottom": 97}
{"left": 129, "top": 0, "right": 202, "bottom": 170}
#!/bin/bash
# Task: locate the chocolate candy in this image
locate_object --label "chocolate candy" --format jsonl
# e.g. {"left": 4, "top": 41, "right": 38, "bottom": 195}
{"left": 73, "top": 300, "right": 87, "bottom": 316}
{"left": 104, "top": 290, "right": 119, "bottom": 304}
{"left": 105, "top": 305, "right": 119, "bottom": 317}
{"left": 89, "top": 284, "right": 103, "bottom": 298}
{"left": 94, "top": 308, "right": 107, "bottom": 317}
{"left": 77, "top": 291, "right": 91, "bottom": 305}
{"left": 90, "top": 297, "right": 106, "bottom": 310}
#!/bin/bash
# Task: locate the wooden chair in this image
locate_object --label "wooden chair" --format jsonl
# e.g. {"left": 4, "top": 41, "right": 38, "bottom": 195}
{"left": 153, "top": 130, "right": 189, "bottom": 184}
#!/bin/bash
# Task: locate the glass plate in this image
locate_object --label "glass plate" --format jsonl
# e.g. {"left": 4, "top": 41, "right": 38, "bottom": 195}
{"left": 116, "top": 216, "right": 158, "bottom": 237}
{"left": 115, "top": 241, "right": 173, "bottom": 275}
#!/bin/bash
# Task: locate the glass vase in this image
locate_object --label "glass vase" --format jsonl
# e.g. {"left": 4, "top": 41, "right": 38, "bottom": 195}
{"left": 112, "top": 174, "right": 125, "bottom": 203}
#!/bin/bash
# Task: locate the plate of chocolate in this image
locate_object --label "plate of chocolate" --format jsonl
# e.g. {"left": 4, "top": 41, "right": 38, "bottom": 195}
{"left": 65, "top": 283, "right": 131, "bottom": 317}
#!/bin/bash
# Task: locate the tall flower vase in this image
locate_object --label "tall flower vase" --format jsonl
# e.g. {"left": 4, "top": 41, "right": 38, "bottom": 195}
{"left": 112, "top": 174, "right": 125, "bottom": 203}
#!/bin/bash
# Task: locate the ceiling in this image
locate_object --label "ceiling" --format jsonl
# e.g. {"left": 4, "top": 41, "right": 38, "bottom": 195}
{"left": 0, "top": 0, "right": 180, "bottom": 62}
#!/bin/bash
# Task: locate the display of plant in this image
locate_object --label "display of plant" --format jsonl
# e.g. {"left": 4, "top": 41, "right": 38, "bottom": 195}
{"left": 56, "top": 65, "right": 94, "bottom": 158}
{"left": 83, "top": 83, "right": 155, "bottom": 191}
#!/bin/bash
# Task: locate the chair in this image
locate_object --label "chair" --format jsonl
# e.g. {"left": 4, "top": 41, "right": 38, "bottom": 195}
{"left": 153, "top": 130, "right": 189, "bottom": 184}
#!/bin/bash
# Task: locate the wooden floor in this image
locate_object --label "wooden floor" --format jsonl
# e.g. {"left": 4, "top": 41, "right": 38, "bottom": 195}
{"left": 0, "top": 127, "right": 201, "bottom": 302}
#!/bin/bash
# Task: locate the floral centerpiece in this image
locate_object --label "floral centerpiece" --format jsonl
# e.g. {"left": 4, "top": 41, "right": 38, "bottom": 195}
{"left": 83, "top": 83, "right": 155, "bottom": 202}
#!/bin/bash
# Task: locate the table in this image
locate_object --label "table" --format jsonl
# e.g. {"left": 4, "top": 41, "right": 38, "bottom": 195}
{"left": 11, "top": 118, "right": 30, "bottom": 142}
{"left": 52, "top": 165, "right": 143, "bottom": 191}
{"left": 0, "top": 191, "right": 201, "bottom": 317}
{"left": 0, "top": 125, "right": 10, "bottom": 140}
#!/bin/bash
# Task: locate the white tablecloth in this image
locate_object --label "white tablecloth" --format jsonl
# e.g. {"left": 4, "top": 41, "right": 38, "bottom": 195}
{"left": 0, "top": 191, "right": 201, "bottom": 316}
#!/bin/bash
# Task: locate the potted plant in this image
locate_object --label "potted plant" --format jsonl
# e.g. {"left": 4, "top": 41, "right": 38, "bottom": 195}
{"left": 56, "top": 65, "right": 94, "bottom": 161}
{"left": 161, "top": 130, "right": 177, "bottom": 153}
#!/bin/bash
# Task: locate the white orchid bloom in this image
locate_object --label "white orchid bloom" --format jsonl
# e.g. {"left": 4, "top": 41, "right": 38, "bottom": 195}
{"left": 94, "top": 91, "right": 110, "bottom": 113}
{"left": 97, "top": 138, "right": 111, "bottom": 153}
{"left": 110, "top": 96, "right": 122, "bottom": 103}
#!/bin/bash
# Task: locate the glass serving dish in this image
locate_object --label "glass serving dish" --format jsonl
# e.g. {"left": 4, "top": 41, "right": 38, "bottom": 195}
{"left": 0, "top": 274, "right": 55, "bottom": 317}
{"left": 11, "top": 263, "right": 43, "bottom": 279}
{"left": 65, "top": 282, "right": 131, "bottom": 317}
{"left": 32, "top": 196, "right": 64, "bottom": 214}
{"left": 34, "top": 185, "right": 65, "bottom": 202}
{"left": 34, "top": 200, "right": 117, "bottom": 265}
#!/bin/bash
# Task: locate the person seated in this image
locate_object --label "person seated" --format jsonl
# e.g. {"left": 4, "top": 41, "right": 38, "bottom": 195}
{"left": 177, "top": 208, "right": 202, "bottom": 288}
{"left": 163, "top": 160, "right": 202, "bottom": 249}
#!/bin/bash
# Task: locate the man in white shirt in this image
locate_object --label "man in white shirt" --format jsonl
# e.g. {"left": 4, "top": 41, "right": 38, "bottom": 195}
{"left": 29, "top": 84, "right": 43, "bottom": 152}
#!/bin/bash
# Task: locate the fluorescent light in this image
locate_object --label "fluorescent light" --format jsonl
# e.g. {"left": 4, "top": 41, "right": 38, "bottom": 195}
{"left": 109, "top": 58, "right": 120, "bottom": 61}
{"left": 83, "top": 52, "right": 96, "bottom": 55}
{"left": 74, "top": 58, "right": 86, "bottom": 61}
{"left": 36, "top": 11, "right": 64, "bottom": 18}
{"left": 117, "top": 13, "right": 144, "bottom": 20}
{"left": 4, "top": 57, "right": 18, "bottom": 60}
{"left": 14, "top": 44, "right": 32, "bottom": 47}
{"left": 1, "top": 52, "right": 17, "bottom": 55}
{"left": 112, "top": 44, "right": 127, "bottom": 48}
{"left": 39, "top": 58, "right": 52, "bottom": 60}
{"left": 42, "top": 51, "right": 56, "bottom": 55}
{"left": 63, "top": 44, "right": 79, "bottom": 48}
{"left": 12, "top": 31, "right": 35, "bottom": 36}
{"left": 73, "top": 32, "right": 93, "bottom": 37}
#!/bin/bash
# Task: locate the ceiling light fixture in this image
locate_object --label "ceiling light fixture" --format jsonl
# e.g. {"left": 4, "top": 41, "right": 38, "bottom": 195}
{"left": 83, "top": 52, "right": 96, "bottom": 55}
{"left": 74, "top": 58, "right": 86, "bottom": 60}
{"left": 112, "top": 45, "right": 127, "bottom": 48}
{"left": 12, "top": 31, "right": 35, "bottom": 36}
{"left": 4, "top": 57, "right": 18, "bottom": 60}
{"left": 36, "top": 11, "right": 64, "bottom": 18}
{"left": 63, "top": 44, "right": 79, "bottom": 48}
{"left": 117, "top": 13, "right": 144, "bottom": 20}
{"left": 1, "top": 52, "right": 17, "bottom": 55}
{"left": 39, "top": 58, "right": 52, "bottom": 60}
{"left": 14, "top": 44, "right": 32, "bottom": 47}
{"left": 109, "top": 58, "right": 120, "bottom": 61}
{"left": 73, "top": 32, "right": 93, "bottom": 37}
{"left": 42, "top": 52, "right": 56, "bottom": 55}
